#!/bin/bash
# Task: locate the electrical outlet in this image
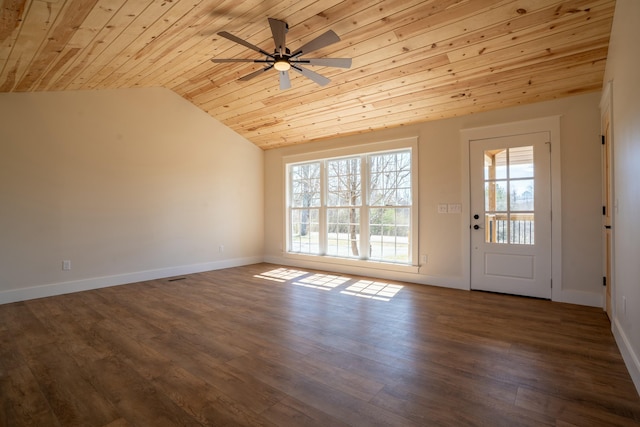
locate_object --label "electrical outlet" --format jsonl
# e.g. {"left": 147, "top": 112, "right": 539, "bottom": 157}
{"left": 62, "top": 260, "right": 71, "bottom": 271}
{"left": 422, "top": 255, "right": 428, "bottom": 263}
{"left": 219, "top": 245, "right": 224, "bottom": 253}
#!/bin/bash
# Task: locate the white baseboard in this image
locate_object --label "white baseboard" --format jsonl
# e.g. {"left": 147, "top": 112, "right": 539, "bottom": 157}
{"left": 555, "top": 288, "right": 603, "bottom": 307}
{"left": 0, "top": 256, "right": 264, "bottom": 305}
{"left": 613, "top": 317, "right": 640, "bottom": 396}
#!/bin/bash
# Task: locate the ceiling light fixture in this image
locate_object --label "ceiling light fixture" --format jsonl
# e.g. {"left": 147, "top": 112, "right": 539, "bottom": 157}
{"left": 212, "top": 18, "right": 352, "bottom": 90}
{"left": 274, "top": 59, "right": 291, "bottom": 71}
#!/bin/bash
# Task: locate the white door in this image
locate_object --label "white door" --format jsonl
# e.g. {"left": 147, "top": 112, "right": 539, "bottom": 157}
{"left": 470, "top": 132, "right": 552, "bottom": 299}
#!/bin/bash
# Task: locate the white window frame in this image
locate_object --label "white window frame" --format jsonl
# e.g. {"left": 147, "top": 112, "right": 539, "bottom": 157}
{"left": 283, "top": 137, "right": 419, "bottom": 273}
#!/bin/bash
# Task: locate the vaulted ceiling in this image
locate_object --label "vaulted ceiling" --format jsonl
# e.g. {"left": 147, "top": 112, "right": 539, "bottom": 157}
{"left": 0, "top": 0, "right": 615, "bottom": 149}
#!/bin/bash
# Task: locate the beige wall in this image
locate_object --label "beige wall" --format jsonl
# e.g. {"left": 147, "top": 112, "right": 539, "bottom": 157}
{"left": 603, "top": 0, "right": 640, "bottom": 392}
{"left": 264, "top": 91, "right": 603, "bottom": 304}
{"left": 0, "top": 88, "right": 264, "bottom": 303}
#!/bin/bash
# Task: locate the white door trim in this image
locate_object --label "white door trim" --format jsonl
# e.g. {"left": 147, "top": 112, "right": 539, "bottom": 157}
{"left": 600, "top": 80, "right": 615, "bottom": 315}
{"left": 461, "top": 116, "right": 562, "bottom": 301}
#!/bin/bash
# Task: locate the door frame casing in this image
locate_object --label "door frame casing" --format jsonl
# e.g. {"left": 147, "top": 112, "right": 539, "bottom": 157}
{"left": 469, "top": 133, "right": 552, "bottom": 298}
{"left": 600, "top": 80, "right": 615, "bottom": 317}
{"left": 461, "top": 116, "right": 563, "bottom": 301}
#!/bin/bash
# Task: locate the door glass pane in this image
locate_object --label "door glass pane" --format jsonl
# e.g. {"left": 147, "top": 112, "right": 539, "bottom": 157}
{"left": 483, "top": 146, "right": 534, "bottom": 245}
{"left": 509, "top": 146, "right": 534, "bottom": 179}
{"left": 485, "top": 213, "right": 508, "bottom": 243}
{"left": 485, "top": 180, "right": 508, "bottom": 211}
{"left": 484, "top": 149, "right": 507, "bottom": 180}
{"left": 484, "top": 154, "right": 492, "bottom": 180}
{"left": 510, "top": 179, "right": 534, "bottom": 211}
{"left": 510, "top": 213, "right": 535, "bottom": 244}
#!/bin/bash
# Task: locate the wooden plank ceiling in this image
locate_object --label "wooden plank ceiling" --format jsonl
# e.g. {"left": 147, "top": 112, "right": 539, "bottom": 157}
{"left": 0, "top": 0, "right": 615, "bottom": 149}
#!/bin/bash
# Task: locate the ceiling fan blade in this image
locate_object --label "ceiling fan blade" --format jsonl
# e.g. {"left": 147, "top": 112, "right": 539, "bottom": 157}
{"left": 291, "top": 65, "right": 330, "bottom": 86}
{"left": 295, "top": 58, "right": 352, "bottom": 68}
{"left": 218, "top": 31, "right": 274, "bottom": 58}
{"left": 239, "top": 66, "right": 273, "bottom": 81}
{"left": 212, "top": 58, "right": 269, "bottom": 63}
{"left": 268, "top": 18, "right": 287, "bottom": 55}
{"left": 279, "top": 71, "right": 291, "bottom": 90}
{"left": 291, "top": 30, "right": 341, "bottom": 57}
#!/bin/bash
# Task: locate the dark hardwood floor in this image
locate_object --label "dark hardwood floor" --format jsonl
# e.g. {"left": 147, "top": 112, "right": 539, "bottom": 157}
{"left": 1, "top": 263, "right": 639, "bottom": 426}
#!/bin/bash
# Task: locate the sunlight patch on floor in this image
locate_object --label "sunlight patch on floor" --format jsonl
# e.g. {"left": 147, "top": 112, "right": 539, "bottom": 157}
{"left": 255, "top": 268, "right": 403, "bottom": 301}
{"left": 254, "top": 268, "right": 309, "bottom": 282}
{"left": 340, "top": 280, "right": 404, "bottom": 301}
{"left": 293, "top": 273, "right": 351, "bottom": 291}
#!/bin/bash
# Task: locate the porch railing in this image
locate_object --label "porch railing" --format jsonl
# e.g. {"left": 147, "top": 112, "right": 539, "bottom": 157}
{"left": 486, "top": 213, "right": 534, "bottom": 245}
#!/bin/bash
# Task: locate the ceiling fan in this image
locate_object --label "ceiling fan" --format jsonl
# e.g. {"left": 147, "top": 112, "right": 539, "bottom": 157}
{"left": 211, "top": 18, "right": 352, "bottom": 90}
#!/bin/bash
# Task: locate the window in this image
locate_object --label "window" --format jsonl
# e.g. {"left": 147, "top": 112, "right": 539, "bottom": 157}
{"left": 289, "top": 162, "right": 321, "bottom": 254}
{"left": 368, "top": 151, "right": 412, "bottom": 262}
{"left": 286, "top": 140, "right": 417, "bottom": 267}
{"left": 326, "top": 157, "right": 361, "bottom": 258}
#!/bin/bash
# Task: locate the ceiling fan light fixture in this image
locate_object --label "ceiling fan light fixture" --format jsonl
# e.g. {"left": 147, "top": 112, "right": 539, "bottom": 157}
{"left": 213, "top": 18, "right": 351, "bottom": 88}
{"left": 274, "top": 59, "right": 291, "bottom": 71}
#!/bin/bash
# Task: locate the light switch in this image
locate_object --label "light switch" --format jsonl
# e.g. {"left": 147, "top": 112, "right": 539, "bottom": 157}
{"left": 448, "top": 203, "right": 461, "bottom": 214}
{"left": 438, "top": 204, "right": 448, "bottom": 214}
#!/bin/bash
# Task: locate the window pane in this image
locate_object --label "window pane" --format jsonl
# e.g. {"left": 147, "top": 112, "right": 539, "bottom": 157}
{"left": 327, "top": 208, "right": 360, "bottom": 258}
{"left": 327, "top": 157, "right": 361, "bottom": 206}
{"left": 290, "top": 163, "right": 321, "bottom": 208}
{"left": 510, "top": 179, "right": 534, "bottom": 211}
{"left": 290, "top": 208, "right": 320, "bottom": 254}
{"left": 369, "top": 151, "right": 412, "bottom": 206}
{"left": 369, "top": 208, "right": 410, "bottom": 263}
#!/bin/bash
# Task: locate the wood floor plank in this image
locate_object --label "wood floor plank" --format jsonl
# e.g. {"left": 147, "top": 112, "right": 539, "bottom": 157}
{"left": 21, "top": 342, "right": 121, "bottom": 426}
{"left": 371, "top": 383, "right": 556, "bottom": 427}
{"left": 191, "top": 361, "right": 286, "bottom": 417}
{"left": 0, "top": 263, "right": 638, "bottom": 426}
{"left": 83, "top": 354, "right": 200, "bottom": 427}
{"left": 254, "top": 345, "right": 386, "bottom": 402}
{"left": 515, "top": 385, "right": 640, "bottom": 427}
{"left": 152, "top": 363, "right": 278, "bottom": 427}
{"left": 0, "top": 364, "right": 61, "bottom": 427}
{"left": 227, "top": 352, "right": 418, "bottom": 426}
{"left": 260, "top": 395, "right": 351, "bottom": 427}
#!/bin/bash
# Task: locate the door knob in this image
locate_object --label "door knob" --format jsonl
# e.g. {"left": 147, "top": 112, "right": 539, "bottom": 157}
{"left": 473, "top": 214, "right": 479, "bottom": 220}
{"left": 473, "top": 224, "right": 480, "bottom": 230}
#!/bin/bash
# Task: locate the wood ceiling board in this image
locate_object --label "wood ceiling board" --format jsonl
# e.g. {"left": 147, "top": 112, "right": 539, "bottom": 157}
{"left": 0, "top": 0, "right": 615, "bottom": 149}
{"left": 197, "top": 1, "right": 611, "bottom": 126}
{"left": 59, "top": 0, "right": 159, "bottom": 91}
{"left": 219, "top": 32, "right": 609, "bottom": 136}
